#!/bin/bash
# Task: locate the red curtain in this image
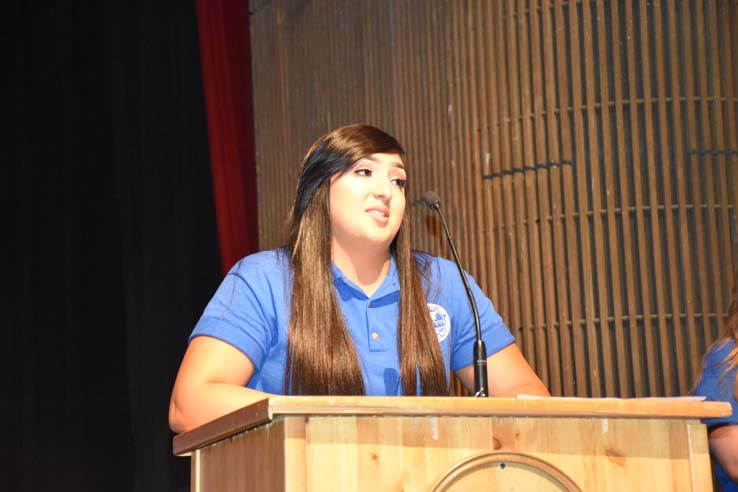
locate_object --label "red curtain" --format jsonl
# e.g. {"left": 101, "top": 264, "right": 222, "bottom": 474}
{"left": 196, "top": 0, "right": 258, "bottom": 273}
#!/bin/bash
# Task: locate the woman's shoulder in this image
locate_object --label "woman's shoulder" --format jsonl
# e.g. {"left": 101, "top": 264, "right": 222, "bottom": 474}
{"left": 695, "top": 339, "right": 738, "bottom": 407}
{"left": 705, "top": 339, "right": 738, "bottom": 369}
{"left": 412, "top": 251, "right": 456, "bottom": 275}
{"left": 229, "top": 248, "right": 291, "bottom": 279}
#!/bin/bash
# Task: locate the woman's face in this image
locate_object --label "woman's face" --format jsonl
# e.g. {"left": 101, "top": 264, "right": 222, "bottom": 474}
{"left": 329, "top": 152, "right": 406, "bottom": 254}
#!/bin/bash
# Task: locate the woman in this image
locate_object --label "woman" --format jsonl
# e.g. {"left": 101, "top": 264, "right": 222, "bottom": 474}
{"left": 169, "top": 124, "right": 549, "bottom": 433}
{"left": 694, "top": 268, "right": 738, "bottom": 491}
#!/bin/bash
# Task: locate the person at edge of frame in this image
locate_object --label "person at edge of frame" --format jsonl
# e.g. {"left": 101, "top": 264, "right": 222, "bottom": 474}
{"left": 694, "top": 266, "right": 738, "bottom": 492}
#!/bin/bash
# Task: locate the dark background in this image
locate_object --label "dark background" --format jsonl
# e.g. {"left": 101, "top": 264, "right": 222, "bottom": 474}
{"left": 8, "top": 1, "right": 222, "bottom": 490}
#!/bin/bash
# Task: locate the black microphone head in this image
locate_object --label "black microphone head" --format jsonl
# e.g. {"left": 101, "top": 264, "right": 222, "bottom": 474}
{"left": 422, "top": 191, "right": 441, "bottom": 209}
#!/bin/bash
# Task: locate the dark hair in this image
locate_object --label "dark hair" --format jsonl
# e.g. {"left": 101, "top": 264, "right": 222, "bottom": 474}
{"left": 284, "top": 124, "right": 447, "bottom": 396}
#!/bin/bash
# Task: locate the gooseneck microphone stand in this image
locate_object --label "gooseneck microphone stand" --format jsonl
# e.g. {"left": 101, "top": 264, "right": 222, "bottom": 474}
{"left": 422, "top": 191, "right": 488, "bottom": 397}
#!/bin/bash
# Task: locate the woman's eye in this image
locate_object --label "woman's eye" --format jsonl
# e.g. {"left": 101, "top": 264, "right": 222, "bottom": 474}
{"left": 355, "top": 169, "right": 371, "bottom": 177}
{"left": 392, "top": 178, "right": 407, "bottom": 189}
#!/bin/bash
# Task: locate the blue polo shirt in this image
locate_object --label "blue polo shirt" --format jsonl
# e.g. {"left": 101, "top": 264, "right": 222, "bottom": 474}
{"left": 694, "top": 341, "right": 738, "bottom": 492}
{"left": 190, "top": 249, "right": 515, "bottom": 395}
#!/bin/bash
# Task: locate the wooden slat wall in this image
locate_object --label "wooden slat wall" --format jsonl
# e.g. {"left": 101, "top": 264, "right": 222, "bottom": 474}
{"left": 249, "top": 0, "right": 738, "bottom": 397}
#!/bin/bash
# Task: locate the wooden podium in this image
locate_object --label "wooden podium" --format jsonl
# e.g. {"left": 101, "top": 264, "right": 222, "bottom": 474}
{"left": 173, "top": 396, "right": 730, "bottom": 491}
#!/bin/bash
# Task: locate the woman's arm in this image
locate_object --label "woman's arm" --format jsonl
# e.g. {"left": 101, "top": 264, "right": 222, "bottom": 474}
{"left": 709, "top": 424, "right": 738, "bottom": 482}
{"left": 455, "top": 343, "right": 551, "bottom": 397}
{"left": 169, "top": 336, "right": 270, "bottom": 433}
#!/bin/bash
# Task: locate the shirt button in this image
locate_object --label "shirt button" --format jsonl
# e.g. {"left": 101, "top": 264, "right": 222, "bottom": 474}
{"left": 372, "top": 332, "right": 379, "bottom": 340}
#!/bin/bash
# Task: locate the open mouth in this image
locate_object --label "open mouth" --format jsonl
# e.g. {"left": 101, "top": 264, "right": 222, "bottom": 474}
{"left": 368, "top": 209, "right": 388, "bottom": 219}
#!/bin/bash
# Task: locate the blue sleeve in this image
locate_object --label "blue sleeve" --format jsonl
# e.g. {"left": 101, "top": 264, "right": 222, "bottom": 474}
{"left": 189, "top": 255, "right": 281, "bottom": 369}
{"left": 451, "top": 272, "right": 515, "bottom": 370}
{"left": 427, "top": 256, "right": 515, "bottom": 371}
{"left": 694, "top": 343, "right": 738, "bottom": 428}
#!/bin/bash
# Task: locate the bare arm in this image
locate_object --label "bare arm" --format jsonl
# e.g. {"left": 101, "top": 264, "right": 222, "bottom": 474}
{"left": 709, "top": 424, "right": 738, "bottom": 483}
{"left": 169, "top": 336, "right": 270, "bottom": 433}
{"left": 455, "top": 343, "right": 550, "bottom": 397}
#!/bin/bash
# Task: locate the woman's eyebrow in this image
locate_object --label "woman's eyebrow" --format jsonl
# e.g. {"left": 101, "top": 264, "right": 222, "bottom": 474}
{"left": 359, "top": 155, "right": 405, "bottom": 170}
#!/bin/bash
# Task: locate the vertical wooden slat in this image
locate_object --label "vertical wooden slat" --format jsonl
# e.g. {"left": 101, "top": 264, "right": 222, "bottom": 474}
{"left": 397, "top": 1, "right": 416, "bottom": 204}
{"left": 608, "top": 0, "right": 642, "bottom": 397}
{"left": 720, "top": 1, "right": 738, "bottom": 279}
{"left": 392, "top": 2, "right": 410, "bottom": 192}
{"left": 666, "top": 0, "right": 699, "bottom": 386}
{"left": 638, "top": 0, "right": 672, "bottom": 395}
{"left": 568, "top": 0, "right": 601, "bottom": 396}
{"left": 554, "top": 0, "right": 587, "bottom": 395}
{"left": 459, "top": 1, "right": 477, "bottom": 278}
{"left": 581, "top": 0, "right": 614, "bottom": 396}
{"left": 317, "top": 5, "right": 329, "bottom": 130}
{"left": 414, "top": 1, "right": 434, "bottom": 255}
{"left": 482, "top": 0, "right": 505, "bottom": 310}
{"left": 505, "top": 0, "right": 535, "bottom": 361}
{"left": 653, "top": 0, "right": 688, "bottom": 393}
{"left": 413, "top": 2, "right": 430, "bottom": 253}
{"left": 436, "top": 0, "right": 451, "bottom": 254}
{"left": 443, "top": 0, "right": 458, "bottom": 258}
{"left": 431, "top": 1, "right": 448, "bottom": 256}
{"left": 694, "top": 0, "right": 725, "bottom": 342}
{"left": 407, "top": 0, "right": 434, "bottom": 250}
{"left": 361, "top": 3, "right": 372, "bottom": 124}
{"left": 352, "top": 7, "right": 364, "bottom": 124}
{"left": 376, "top": 2, "right": 386, "bottom": 131}
{"left": 409, "top": 0, "right": 426, "bottom": 252}
{"left": 471, "top": 0, "right": 494, "bottom": 299}
{"left": 624, "top": 0, "right": 659, "bottom": 395}
{"left": 500, "top": 0, "right": 532, "bottom": 359}
{"left": 250, "top": 11, "right": 264, "bottom": 244}
{"left": 530, "top": 0, "right": 560, "bottom": 393}
{"left": 251, "top": 8, "right": 268, "bottom": 245}
{"left": 494, "top": 0, "right": 516, "bottom": 335}
{"left": 391, "top": 2, "right": 408, "bottom": 203}
{"left": 360, "top": 2, "right": 373, "bottom": 125}
{"left": 278, "top": 4, "right": 291, "bottom": 244}
{"left": 455, "top": 1, "right": 476, "bottom": 282}
{"left": 683, "top": 0, "right": 717, "bottom": 350}
{"left": 439, "top": 0, "right": 453, "bottom": 259}
{"left": 447, "top": 0, "right": 464, "bottom": 272}
{"left": 594, "top": 0, "right": 628, "bottom": 396}
{"left": 382, "top": 1, "right": 395, "bottom": 131}
{"left": 291, "top": 5, "right": 309, "bottom": 236}
{"left": 269, "top": 7, "right": 283, "bottom": 247}
{"left": 706, "top": 0, "right": 734, "bottom": 313}
{"left": 516, "top": 0, "right": 548, "bottom": 382}
{"left": 541, "top": 0, "right": 571, "bottom": 396}
{"left": 464, "top": 0, "right": 490, "bottom": 294}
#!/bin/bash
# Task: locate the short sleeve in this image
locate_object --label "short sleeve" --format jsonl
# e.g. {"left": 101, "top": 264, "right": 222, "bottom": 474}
{"left": 189, "top": 254, "right": 283, "bottom": 369}
{"left": 424, "top": 256, "right": 515, "bottom": 371}
{"left": 694, "top": 344, "right": 738, "bottom": 428}
{"left": 450, "top": 271, "right": 515, "bottom": 370}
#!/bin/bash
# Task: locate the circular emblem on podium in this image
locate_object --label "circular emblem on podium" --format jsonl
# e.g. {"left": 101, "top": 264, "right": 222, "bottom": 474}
{"left": 427, "top": 303, "right": 450, "bottom": 342}
{"left": 431, "top": 451, "right": 582, "bottom": 492}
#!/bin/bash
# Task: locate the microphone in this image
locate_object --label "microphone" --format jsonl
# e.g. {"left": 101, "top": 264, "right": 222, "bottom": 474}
{"left": 422, "top": 191, "right": 488, "bottom": 397}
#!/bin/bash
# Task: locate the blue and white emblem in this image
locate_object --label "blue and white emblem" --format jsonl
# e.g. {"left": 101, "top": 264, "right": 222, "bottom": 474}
{"left": 427, "top": 303, "right": 451, "bottom": 342}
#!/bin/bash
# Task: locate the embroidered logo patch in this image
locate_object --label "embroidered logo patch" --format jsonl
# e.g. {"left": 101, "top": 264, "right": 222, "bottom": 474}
{"left": 427, "top": 303, "right": 451, "bottom": 342}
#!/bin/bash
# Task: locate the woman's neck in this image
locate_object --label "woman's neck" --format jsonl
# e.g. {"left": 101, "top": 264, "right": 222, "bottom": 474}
{"left": 331, "top": 240, "right": 391, "bottom": 297}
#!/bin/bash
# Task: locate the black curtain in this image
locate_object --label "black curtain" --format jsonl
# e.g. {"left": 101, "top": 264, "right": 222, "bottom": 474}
{"left": 8, "top": 1, "right": 221, "bottom": 490}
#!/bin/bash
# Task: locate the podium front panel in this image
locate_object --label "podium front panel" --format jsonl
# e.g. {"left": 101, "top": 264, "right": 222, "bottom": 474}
{"left": 190, "top": 414, "right": 711, "bottom": 491}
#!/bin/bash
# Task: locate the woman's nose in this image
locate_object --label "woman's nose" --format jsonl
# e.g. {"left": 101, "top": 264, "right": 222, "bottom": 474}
{"left": 373, "top": 176, "right": 392, "bottom": 199}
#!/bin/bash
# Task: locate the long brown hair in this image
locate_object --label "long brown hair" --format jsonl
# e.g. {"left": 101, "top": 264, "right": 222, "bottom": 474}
{"left": 693, "top": 268, "right": 738, "bottom": 399}
{"left": 284, "top": 124, "right": 447, "bottom": 396}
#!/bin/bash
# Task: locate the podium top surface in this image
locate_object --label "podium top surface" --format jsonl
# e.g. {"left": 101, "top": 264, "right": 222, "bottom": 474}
{"left": 172, "top": 395, "right": 730, "bottom": 455}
